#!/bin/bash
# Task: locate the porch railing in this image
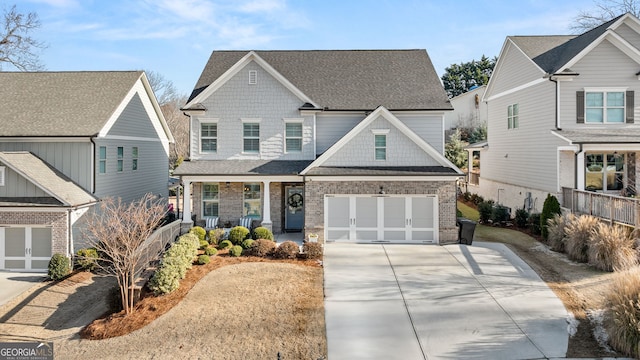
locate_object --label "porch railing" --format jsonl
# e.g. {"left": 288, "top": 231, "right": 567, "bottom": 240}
{"left": 468, "top": 170, "right": 480, "bottom": 186}
{"left": 562, "top": 187, "right": 640, "bottom": 227}
{"left": 135, "top": 219, "right": 182, "bottom": 277}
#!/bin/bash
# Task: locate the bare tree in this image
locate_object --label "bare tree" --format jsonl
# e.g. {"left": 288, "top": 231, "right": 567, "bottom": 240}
{"left": 146, "top": 69, "right": 179, "bottom": 105}
{"left": 571, "top": 0, "right": 640, "bottom": 32}
{"left": 82, "top": 194, "right": 166, "bottom": 314}
{"left": 0, "top": 4, "right": 45, "bottom": 70}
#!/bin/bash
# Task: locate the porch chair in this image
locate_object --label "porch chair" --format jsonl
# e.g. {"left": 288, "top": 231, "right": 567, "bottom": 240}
{"left": 239, "top": 216, "right": 253, "bottom": 229}
{"left": 204, "top": 216, "right": 219, "bottom": 230}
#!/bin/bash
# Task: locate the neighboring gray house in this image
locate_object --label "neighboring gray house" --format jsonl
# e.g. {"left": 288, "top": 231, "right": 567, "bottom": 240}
{"left": 0, "top": 71, "right": 174, "bottom": 271}
{"left": 175, "top": 50, "right": 463, "bottom": 244}
{"left": 444, "top": 85, "right": 487, "bottom": 131}
{"left": 472, "top": 13, "right": 640, "bottom": 224}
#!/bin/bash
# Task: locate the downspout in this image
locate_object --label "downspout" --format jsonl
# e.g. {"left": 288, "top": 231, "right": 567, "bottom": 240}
{"left": 549, "top": 76, "right": 561, "bottom": 130}
{"left": 67, "top": 208, "right": 73, "bottom": 258}
{"left": 90, "top": 136, "right": 97, "bottom": 194}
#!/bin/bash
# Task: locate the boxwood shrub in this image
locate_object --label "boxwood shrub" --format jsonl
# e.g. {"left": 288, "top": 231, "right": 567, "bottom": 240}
{"left": 48, "top": 253, "right": 71, "bottom": 280}
{"left": 228, "top": 226, "right": 250, "bottom": 245}
{"left": 252, "top": 226, "right": 274, "bottom": 240}
{"left": 229, "top": 245, "right": 243, "bottom": 257}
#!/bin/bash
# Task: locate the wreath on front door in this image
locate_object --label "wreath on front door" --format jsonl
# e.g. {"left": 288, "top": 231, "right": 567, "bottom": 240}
{"left": 287, "top": 193, "right": 303, "bottom": 213}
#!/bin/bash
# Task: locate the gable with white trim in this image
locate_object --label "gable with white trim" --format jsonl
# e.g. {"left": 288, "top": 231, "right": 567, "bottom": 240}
{"left": 485, "top": 40, "right": 545, "bottom": 100}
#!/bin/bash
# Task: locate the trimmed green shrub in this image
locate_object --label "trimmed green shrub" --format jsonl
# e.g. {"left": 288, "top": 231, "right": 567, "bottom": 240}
{"left": 75, "top": 248, "right": 98, "bottom": 271}
{"left": 456, "top": 208, "right": 463, "bottom": 217}
{"left": 197, "top": 254, "right": 210, "bottom": 265}
{"left": 540, "top": 194, "right": 561, "bottom": 239}
{"left": 274, "top": 241, "right": 300, "bottom": 259}
{"left": 604, "top": 268, "right": 640, "bottom": 357}
{"left": 148, "top": 264, "right": 181, "bottom": 295}
{"left": 528, "top": 213, "right": 542, "bottom": 235}
{"left": 242, "top": 239, "right": 255, "bottom": 249}
{"left": 252, "top": 226, "right": 274, "bottom": 240}
{"left": 463, "top": 191, "right": 472, "bottom": 202}
{"left": 514, "top": 208, "right": 529, "bottom": 228}
{"left": 491, "top": 205, "right": 510, "bottom": 223}
{"left": 199, "top": 240, "right": 209, "bottom": 250}
{"left": 218, "top": 240, "right": 232, "bottom": 249}
{"left": 588, "top": 223, "right": 638, "bottom": 272}
{"left": 189, "top": 226, "right": 206, "bottom": 241}
{"left": 48, "top": 253, "right": 71, "bottom": 280}
{"left": 565, "top": 214, "right": 599, "bottom": 263}
{"left": 228, "top": 226, "right": 250, "bottom": 245}
{"left": 204, "top": 247, "right": 218, "bottom": 256}
{"left": 303, "top": 242, "right": 323, "bottom": 260}
{"left": 247, "top": 238, "right": 276, "bottom": 257}
{"left": 208, "top": 228, "right": 225, "bottom": 245}
{"left": 477, "top": 200, "right": 493, "bottom": 224}
{"left": 229, "top": 245, "right": 243, "bottom": 257}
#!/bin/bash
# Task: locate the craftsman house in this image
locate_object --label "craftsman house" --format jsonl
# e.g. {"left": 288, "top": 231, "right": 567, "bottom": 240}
{"left": 0, "top": 71, "right": 173, "bottom": 271}
{"left": 175, "top": 50, "right": 463, "bottom": 244}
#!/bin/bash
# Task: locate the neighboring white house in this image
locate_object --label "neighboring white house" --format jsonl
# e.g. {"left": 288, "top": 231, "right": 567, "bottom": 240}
{"left": 444, "top": 85, "right": 487, "bottom": 131}
{"left": 471, "top": 13, "right": 640, "bottom": 222}
{"left": 0, "top": 71, "right": 174, "bottom": 271}
{"left": 175, "top": 50, "right": 464, "bottom": 244}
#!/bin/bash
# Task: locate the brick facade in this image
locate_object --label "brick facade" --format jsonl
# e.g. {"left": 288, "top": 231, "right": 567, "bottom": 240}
{"left": 304, "top": 180, "right": 458, "bottom": 244}
{"left": 0, "top": 210, "right": 69, "bottom": 257}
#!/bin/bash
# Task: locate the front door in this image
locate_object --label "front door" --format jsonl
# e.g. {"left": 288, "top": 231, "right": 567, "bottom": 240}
{"left": 285, "top": 186, "right": 304, "bottom": 231}
{"left": 0, "top": 226, "right": 52, "bottom": 271}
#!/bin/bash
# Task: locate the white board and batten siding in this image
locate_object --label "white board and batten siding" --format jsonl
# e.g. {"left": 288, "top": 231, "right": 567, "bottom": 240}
{"left": 0, "top": 165, "right": 49, "bottom": 198}
{"left": 191, "top": 60, "right": 315, "bottom": 161}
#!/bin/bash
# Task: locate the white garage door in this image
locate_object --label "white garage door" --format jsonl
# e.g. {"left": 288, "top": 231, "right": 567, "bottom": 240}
{"left": 325, "top": 195, "right": 438, "bottom": 243}
{"left": 0, "top": 226, "right": 52, "bottom": 271}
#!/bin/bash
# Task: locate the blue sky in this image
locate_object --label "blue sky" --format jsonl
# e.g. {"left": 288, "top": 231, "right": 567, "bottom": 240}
{"left": 10, "top": 0, "right": 599, "bottom": 97}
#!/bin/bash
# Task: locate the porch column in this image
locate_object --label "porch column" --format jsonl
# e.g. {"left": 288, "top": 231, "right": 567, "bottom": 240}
{"left": 182, "top": 180, "right": 192, "bottom": 223}
{"left": 262, "top": 180, "right": 272, "bottom": 231}
{"left": 467, "top": 150, "right": 473, "bottom": 183}
{"left": 576, "top": 151, "right": 585, "bottom": 191}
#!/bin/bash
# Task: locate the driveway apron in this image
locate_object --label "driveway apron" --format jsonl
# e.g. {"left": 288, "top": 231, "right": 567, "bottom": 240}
{"left": 323, "top": 242, "right": 569, "bottom": 360}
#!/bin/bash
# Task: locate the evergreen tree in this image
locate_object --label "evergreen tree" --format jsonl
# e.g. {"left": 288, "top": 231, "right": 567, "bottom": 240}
{"left": 441, "top": 55, "right": 496, "bottom": 98}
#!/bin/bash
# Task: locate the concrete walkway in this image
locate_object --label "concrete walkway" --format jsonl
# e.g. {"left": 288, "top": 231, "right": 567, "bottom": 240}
{"left": 323, "top": 242, "right": 569, "bottom": 360}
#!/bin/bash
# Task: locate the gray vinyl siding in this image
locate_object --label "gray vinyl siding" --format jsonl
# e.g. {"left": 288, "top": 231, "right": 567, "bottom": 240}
{"left": 614, "top": 23, "right": 640, "bottom": 51}
{"left": 107, "top": 93, "right": 156, "bottom": 137}
{"left": 0, "top": 142, "right": 91, "bottom": 190}
{"left": 192, "top": 60, "right": 315, "bottom": 161}
{"left": 93, "top": 138, "right": 168, "bottom": 202}
{"left": 398, "top": 114, "right": 445, "bottom": 153}
{"left": 489, "top": 41, "right": 544, "bottom": 97}
{"left": 323, "top": 115, "right": 441, "bottom": 167}
{"left": 315, "top": 114, "right": 362, "bottom": 154}
{"left": 559, "top": 39, "right": 640, "bottom": 129}
{"left": 483, "top": 80, "right": 565, "bottom": 193}
{"left": 0, "top": 164, "right": 48, "bottom": 197}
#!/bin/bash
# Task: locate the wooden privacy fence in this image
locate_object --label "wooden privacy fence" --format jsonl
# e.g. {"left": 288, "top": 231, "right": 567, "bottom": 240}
{"left": 562, "top": 187, "right": 640, "bottom": 227}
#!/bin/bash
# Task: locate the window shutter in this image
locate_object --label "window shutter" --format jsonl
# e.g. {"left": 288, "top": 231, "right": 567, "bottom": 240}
{"left": 576, "top": 91, "right": 585, "bottom": 124}
{"left": 626, "top": 90, "right": 634, "bottom": 123}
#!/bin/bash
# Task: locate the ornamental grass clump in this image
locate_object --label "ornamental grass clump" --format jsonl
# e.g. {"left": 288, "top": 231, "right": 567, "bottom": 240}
{"left": 588, "top": 223, "right": 638, "bottom": 272}
{"left": 274, "top": 241, "right": 300, "bottom": 259}
{"left": 208, "top": 228, "right": 225, "bottom": 245}
{"left": 547, "top": 213, "right": 574, "bottom": 253}
{"left": 303, "top": 242, "right": 323, "bottom": 260}
{"left": 565, "top": 214, "right": 599, "bottom": 263}
{"left": 604, "top": 268, "right": 640, "bottom": 358}
{"left": 247, "top": 238, "right": 276, "bottom": 257}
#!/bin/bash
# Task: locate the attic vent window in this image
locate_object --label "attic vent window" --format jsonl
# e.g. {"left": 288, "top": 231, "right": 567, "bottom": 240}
{"left": 249, "top": 70, "right": 257, "bottom": 85}
{"left": 0, "top": 166, "right": 4, "bottom": 186}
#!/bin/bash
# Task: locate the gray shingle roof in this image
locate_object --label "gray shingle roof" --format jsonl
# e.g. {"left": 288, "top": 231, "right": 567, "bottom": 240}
{"left": 304, "top": 166, "right": 461, "bottom": 176}
{"left": 172, "top": 160, "right": 314, "bottom": 176}
{"left": 510, "top": 15, "right": 623, "bottom": 74}
{"left": 0, "top": 71, "right": 143, "bottom": 137}
{"left": 188, "top": 50, "right": 452, "bottom": 111}
{"left": 0, "top": 151, "right": 97, "bottom": 206}
{"left": 553, "top": 128, "right": 640, "bottom": 144}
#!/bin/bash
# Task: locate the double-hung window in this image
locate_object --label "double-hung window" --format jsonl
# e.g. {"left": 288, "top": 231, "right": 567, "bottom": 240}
{"left": 508, "top": 104, "right": 519, "bottom": 129}
{"left": 243, "top": 183, "right": 261, "bottom": 218}
{"left": 202, "top": 183, "right": 219, "bottom": 217}
{"left": 99, "top": 146, "right": 107, "bottom": 174}
{"left": 201, "top": 122, "right": 218, "bottom": 153}
{"left": 117, "top": 147, "right": 124, "bottom": 172}
{"left": 372, "top": 129, "right": 389, "bottom": 161}
{"left": 132, "top": 147, "right": 138, "bottom": 171}
{"left": 586, "top": 91, "right": 625, "bottom": 123}
{"left": 243, "top": 122, "right": 260, "bottom": 153}
{"left": 285, "top": 120, "right": 303, "bottom": 152}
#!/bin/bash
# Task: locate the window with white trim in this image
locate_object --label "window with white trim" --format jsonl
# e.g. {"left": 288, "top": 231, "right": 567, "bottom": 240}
{"left": 0, "top": 166, "right": 5, "bottom": 186}
{"left": 586, "top": 91, "right": 625, "bottom": 123}
{"left": 375, "top": 134, "right": 386, "bottom": 160}
{"left": 508, "top": 104, "right": 519, "bottom": 129}
{"left": 132, "top": 147, "right": 138, "bottom": 171}
{"left": 201, "top": 122, "right": 218, "bottom": 153}
{"left": 243, "top": 123, "right": 260, "bottom": 153}
{"left": 243, "top": 183, "right": 261, "bottom": 218}
{"left": 99, "top": 146, "right": 107, "bottom": 174}
{"left": 285, "top": 122, "right": 302, "bottom": 152}
{"left": 249, "top": 70, "right": 257, "bottom": 85}
{"left": 585, "top": 153, "right": 624, "bottom": 191}
{"left": 202, "top": 183, "right": 219, "bottom": 217}
{"left": 117, "top": 146, "right": 124, "bottom": 172}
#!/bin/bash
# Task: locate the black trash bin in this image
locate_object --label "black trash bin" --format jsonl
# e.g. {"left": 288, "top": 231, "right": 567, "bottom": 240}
{"left": 457, "top": 218, "right": 476, "bottom": 245}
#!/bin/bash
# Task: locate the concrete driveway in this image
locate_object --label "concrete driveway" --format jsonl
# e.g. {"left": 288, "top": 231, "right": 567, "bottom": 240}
{"left": 0, "top": 271, "right": 46, "bottom": 307}
{"left": 323, "top": 242, "right": 569, "bottom": 360}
